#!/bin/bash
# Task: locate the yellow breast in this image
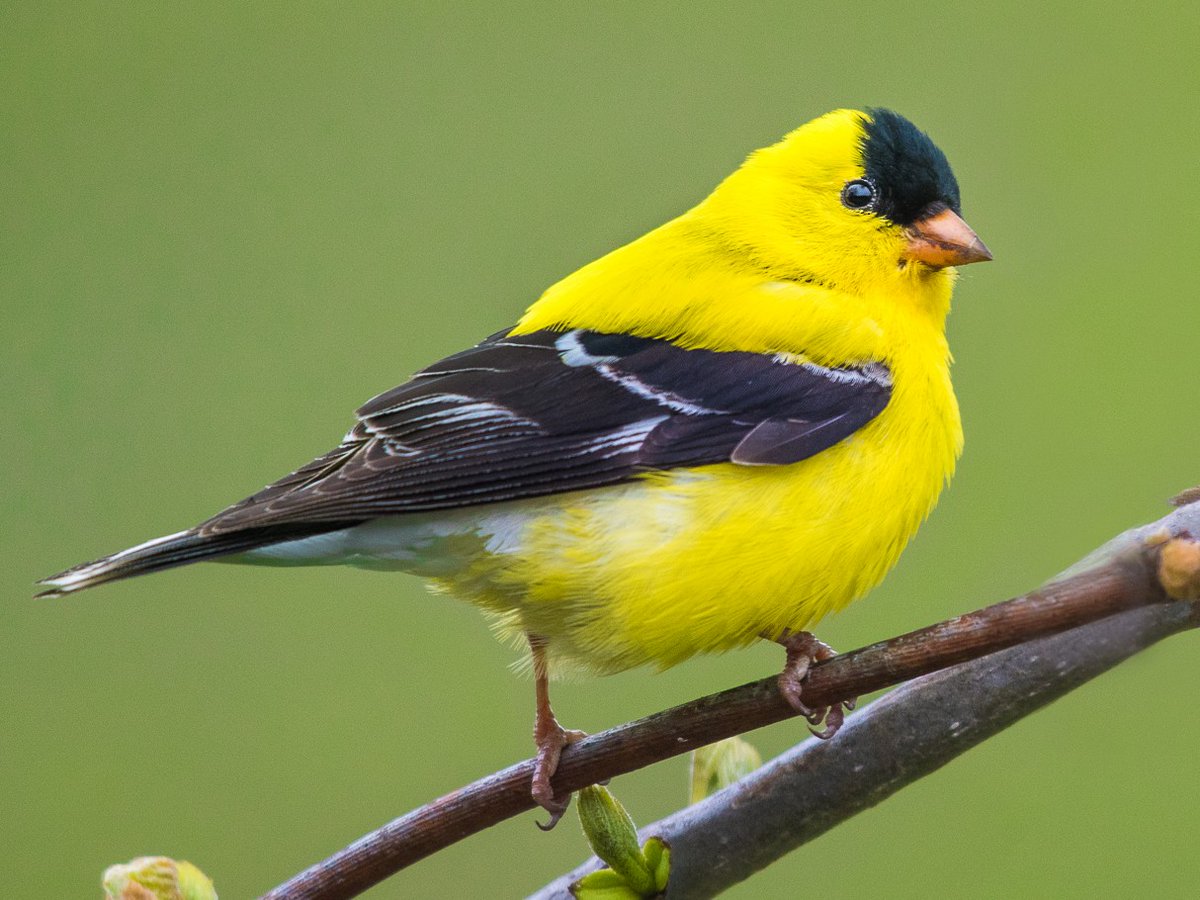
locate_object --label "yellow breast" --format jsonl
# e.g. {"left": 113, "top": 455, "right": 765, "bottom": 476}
{"left": 436, "top": 213, "right": 965, "bottom": 674}
{"left": 445, "top": 304, "right": 961, "bottom": 675}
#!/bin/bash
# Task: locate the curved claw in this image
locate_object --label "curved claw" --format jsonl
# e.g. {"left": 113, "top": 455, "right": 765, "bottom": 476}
{"left": 531, "top": 723, "right": 587, "bottom": 831}
{"left": 773, "top": 630, "right": 857, "bottom": 740}
{"left": 808, "top": 702, "right": 845, "bottom": 740}
{"left": 535, "top": 795, "right": 571, "bottom": 832}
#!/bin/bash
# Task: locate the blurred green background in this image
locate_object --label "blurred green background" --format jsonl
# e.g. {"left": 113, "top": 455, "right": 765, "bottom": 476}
{"left": 5, "top": 3, "right": 1199, "bottom": 897}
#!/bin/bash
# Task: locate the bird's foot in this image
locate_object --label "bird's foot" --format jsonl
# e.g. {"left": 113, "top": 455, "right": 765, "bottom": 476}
{"left": 532, "top": 716, "right": 587, "bottom": 831}
{"left": 775, "top": 630, "right": 856, "bottom": 740}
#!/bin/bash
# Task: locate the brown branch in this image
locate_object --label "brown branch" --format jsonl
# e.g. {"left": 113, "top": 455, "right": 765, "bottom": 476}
{"left": 533, "top": 601, "right": 1199, "bottom": 898}
{"left": 260, "top": 500, "right": 1200, "bottom": 900}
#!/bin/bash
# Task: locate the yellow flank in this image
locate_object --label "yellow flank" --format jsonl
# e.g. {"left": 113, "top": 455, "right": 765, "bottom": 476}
{"left": 431, "top": 110, "right": 965, "bottom": 675}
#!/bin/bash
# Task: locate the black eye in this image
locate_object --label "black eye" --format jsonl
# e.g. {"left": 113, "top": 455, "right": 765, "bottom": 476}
{"left": 841, "top": 179, "right": 878, "bottom": 211}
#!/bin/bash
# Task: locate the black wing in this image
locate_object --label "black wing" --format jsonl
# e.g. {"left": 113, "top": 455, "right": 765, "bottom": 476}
{"left": 197, "top": 329, "right": 892, "bottom": 535}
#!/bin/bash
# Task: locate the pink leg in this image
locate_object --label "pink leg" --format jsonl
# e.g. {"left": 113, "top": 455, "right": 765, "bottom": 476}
{"left": 529, "top": 634, "right": 587, "bottom": 831}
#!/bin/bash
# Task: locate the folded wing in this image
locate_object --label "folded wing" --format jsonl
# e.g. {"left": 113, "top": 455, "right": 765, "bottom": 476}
{"left": 197, "top": 328, "right": 892, "bottom": 535}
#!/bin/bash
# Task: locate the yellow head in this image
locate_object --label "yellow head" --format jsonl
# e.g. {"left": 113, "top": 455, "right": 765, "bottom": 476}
{"left": 697, "top": 108, "right": 990, "bottom": 300}
{"left": 518, "top": 108, "right": 989, "bottom": 354}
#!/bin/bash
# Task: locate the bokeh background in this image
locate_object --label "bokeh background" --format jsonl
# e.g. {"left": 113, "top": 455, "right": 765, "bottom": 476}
{"left": 5, "top": 3, "right": 1200, "bottom": 897}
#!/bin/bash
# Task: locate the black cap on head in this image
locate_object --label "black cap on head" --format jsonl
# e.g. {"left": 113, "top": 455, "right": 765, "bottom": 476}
{"left": 860, "top": 109, "right": 961, "bottom": 227}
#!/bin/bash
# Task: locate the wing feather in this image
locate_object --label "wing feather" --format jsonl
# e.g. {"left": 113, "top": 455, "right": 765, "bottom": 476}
{"left": 197, "top": 329, "right": 891, "bottom": 535}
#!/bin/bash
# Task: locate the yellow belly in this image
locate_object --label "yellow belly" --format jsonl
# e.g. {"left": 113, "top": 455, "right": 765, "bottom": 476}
{"left": 433, "top": 367, "right": 960, "bottom": 675}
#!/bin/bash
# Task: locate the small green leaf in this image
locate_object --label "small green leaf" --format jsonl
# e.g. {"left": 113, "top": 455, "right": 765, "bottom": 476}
{"left": 642, "top": 837, "right": 671, "bottom": 891}
{"left": 689, "top": 736, "right": 762, "bottom": 803}
{"left": 176, "top": 862, "right": 217, "bottom": 900}
{"left": 577, "top": 785, "right": 654, "bottom": 894}
{"left": 102, "top": 857, "right": 217, "bottom": 900}
{"left": 570, "top": 868, "right": 645, "bottom": 900}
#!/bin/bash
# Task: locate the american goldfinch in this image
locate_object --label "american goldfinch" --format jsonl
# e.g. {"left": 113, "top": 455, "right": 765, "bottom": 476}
{"left": 40, "top": 108, "right": 990, "bottom": 825}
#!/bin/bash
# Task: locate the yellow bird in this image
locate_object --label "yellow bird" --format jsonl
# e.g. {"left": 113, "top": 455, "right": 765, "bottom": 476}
{"left": 40, "top": 108, "right": 990, "bottom": 826}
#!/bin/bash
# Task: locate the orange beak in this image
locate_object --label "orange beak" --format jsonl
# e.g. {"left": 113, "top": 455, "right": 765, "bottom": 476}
{"left": 904, "top": 208, "right": 992, "bottom": 269}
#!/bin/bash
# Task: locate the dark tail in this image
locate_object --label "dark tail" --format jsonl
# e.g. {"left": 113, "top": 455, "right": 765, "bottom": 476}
{"left": 36, "top": 523, "right": 349, "bottom": 598}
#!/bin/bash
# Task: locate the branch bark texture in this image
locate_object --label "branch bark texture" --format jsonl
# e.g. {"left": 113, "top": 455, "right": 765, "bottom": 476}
{"left": 262, "top": 500, "right": 1200, "bottom": 900}
{"left": 534, "top": 600, "right": 1198, "bottom": 898}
